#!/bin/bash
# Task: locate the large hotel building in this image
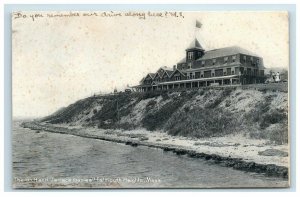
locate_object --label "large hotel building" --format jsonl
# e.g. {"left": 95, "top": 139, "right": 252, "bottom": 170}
{"left": 133, "top": 38, "right": 265, "bottom": 92}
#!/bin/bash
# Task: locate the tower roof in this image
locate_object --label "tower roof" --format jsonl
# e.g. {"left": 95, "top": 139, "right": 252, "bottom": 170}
{"left": 186, "top": 38, "right": 204, "bottom": 51}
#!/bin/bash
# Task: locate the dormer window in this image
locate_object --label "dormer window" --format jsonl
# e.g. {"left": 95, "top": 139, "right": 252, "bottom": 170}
{"left": 232, "top": 55, "right": 236, "bottom": 62}
{"left": 188, "top": 52, "right": 193, "bottom": 60}
{"left": 197, "top": 51, "right": 203, "bottom": 58}
{"left": 224, "top": 57, "right": 228, "bottom": 63}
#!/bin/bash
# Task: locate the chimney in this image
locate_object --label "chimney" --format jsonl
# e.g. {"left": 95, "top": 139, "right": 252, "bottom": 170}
{"left": 173, "top": 65, "right": 177, "bottom": 71}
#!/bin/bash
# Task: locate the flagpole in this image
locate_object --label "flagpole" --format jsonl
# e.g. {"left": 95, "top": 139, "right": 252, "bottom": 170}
{"left": 195, "top": 20, "right": 203, "bottom": 49}
{"left": 194, "top": 21, "right": 197, "bottom": 40}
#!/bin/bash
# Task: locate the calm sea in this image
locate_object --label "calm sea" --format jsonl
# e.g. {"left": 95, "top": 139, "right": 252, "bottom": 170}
{"left": 12, "top": 120, "right": 288, "bottom": 188}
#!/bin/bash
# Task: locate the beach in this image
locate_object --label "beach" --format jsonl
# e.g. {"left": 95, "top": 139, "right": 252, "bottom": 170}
{"left": 21, "top": 121, "right": 289, "bottom": 180}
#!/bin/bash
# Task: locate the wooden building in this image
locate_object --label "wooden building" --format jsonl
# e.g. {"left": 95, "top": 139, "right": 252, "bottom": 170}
{"left": 133, "top": 38, "right": 265, "bottom": 92}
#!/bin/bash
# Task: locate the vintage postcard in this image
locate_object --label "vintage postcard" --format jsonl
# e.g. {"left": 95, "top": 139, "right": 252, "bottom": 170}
{"left": 12, "top": 11, "right": 289, "bottom": 188}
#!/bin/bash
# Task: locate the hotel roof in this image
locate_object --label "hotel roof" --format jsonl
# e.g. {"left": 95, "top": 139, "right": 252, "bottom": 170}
{"left": 178, "top": 46, "right": 262, "bottom": 63}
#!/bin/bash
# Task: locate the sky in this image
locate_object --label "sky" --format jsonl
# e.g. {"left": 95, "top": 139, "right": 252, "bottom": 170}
{"left": 12, "top": 11, "right": 289, "bottom": 118}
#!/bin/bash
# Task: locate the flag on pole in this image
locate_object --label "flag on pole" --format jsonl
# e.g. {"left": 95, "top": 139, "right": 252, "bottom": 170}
{"left": 196, "top": 20, "right": 202, "bottom": 28}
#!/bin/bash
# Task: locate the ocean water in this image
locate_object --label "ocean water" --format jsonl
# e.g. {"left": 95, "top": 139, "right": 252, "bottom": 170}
{"left": 12, "top": 120, "right": 288, "bottom": 188}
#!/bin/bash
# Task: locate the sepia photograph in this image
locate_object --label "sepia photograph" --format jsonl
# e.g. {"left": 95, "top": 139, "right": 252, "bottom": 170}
{"left": 12, "top": 10, "right": 290, "bottom": 188}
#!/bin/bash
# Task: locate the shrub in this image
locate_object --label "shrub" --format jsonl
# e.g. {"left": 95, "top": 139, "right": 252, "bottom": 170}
{"left": 245, "top": 95, "right": 273, "bottom": 124}
{"left": 92, "top": 94, "right": 133, "bottom": 128}
{"left": 161, "top": 91, "right": 170, "bottom": 100}
{"left": 269, "top": 125, "right": 288, "bottom": 144}
{"left": 259, "top": 88, "right": 268, "bottom": 94}
{"left": 142, "top": 99, "right": 185, "bottom": 131}
{"left": 238, "top": 96, "right": 246, "bottom": 101}
{"left": 184, "top": 106, "right": 190, "bottom": 112}
{"left": 225, "top": 100, "right": 231, "bottom": 107}
{"left": 140, "top": 91, "right": 161, "bottom": 100}
{"left": 146, "top": 100, "right": 157, "bottom": 110}
{"left": 165, "top": 107, "right": 237, "bottom": 138}
{"left": 45, "top": 98, "right": 96, "bottom": 124}
{"left": 205, "top": 89, "right": 232, "bottom": 109}
{"left": 93, "top": 109, "right": 97, "bottom": 114}
{"left": 259, "top": 109, "right": 287, "bottom": 129}
{"left": 249, "top": 123, "right": 288, "bottom": 145}
{"left": 223, "top": 88, "right": 233, "bottom": 97}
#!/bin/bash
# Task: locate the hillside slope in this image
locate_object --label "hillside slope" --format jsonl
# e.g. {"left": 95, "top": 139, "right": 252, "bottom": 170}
{"left": 42, "top": 87, "right": 288, "bottom": 144}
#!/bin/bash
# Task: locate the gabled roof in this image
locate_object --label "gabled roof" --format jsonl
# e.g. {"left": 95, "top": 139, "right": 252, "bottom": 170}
{"left": 139, "top": 77, "right": 145, "bottom": 83}
{"left": 165, "top": 70, "right": 174, "bottom": 77}
{"left": 148, "top": 73, "right": 156, "bottom": 79}
{"left": 170, "top": 69, "right": 186, "bottom": 78}
{"left": 196, "top": 46, "right": 260, "bottom": 61}
{"left": 186, "top": 38, "right": 205, "bottom": 51}
{"left": 156, "top": 66, "right": 173, "bottom": 77}
{"left": 161, "top": 70, "right": 174, "bottom": 78}
{"left": 178, "top": 46, "right": 263, "bottom": 66}
{"left": 141, "top": 73, "right": 155, "bottom": 83}
{"left": 153, "top": 72, "right": 162, "bottom": 79}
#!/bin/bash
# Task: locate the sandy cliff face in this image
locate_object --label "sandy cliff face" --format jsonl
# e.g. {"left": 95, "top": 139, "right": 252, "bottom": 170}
{"left": 42, "top": 87, "right": 288, "bottom": 144}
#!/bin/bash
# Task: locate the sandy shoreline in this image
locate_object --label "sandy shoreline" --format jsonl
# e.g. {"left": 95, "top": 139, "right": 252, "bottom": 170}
{"left": 21, "top": 121, "right": 289, "bottom": 179}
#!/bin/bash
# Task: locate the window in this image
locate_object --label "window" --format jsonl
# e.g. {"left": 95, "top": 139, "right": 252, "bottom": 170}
{"left": 175, "top": 76, "right": 181, "bottom": 80}
{"left": 224, "top": 57, "right": 228, "bottom": 63}
{"left": 201, "top": 61, "right": 205, "bottom": 67}
{"left": 213, "top": 59, "right": 216, "bottom": 65}
{"left": 232, "top": 55, "right": 236, "bottom": 62}
{"left": 251, "top": 57, "right": 256, "bottom": 66}
{"left": 227, "top": 68, "right": 231, "bottom": 75}
{"left": 201, "top": 74, "right": 204, "bottom": 78}
{"left": 254, "top": 69, "right": 258, "bottom": 76}
{"left": 240, "top": 67, "right": 244, "bottom": 74}
{"left": 247, "top": 68, "right": 252, "bottom": 75}
{"left": 204, "top": 70, "right": 212, "bottom": 78}
{"left": 188, "top": 62, "right": 192, "bottom": 69}
{"left": 212, "top": 73, "right": 215, "bottom": 77}
{"left": 232, "top": 70, "right": 234, "bottom": 75}
{"left": 188, "top": 52, "right": 193, "bottom": 60}
{"left": 243, "top": 56, "right": 246, "bottom": 63}
{"left": 235, "top": 67, "right": 239, "bottom": 75}
{"left": 215, "top": 69, "right": 223, "bottom": 77}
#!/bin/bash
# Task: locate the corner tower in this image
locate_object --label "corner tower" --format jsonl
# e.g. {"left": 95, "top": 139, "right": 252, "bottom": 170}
{"left": 186, "top": 38, "right": 205, "bottom": 63}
